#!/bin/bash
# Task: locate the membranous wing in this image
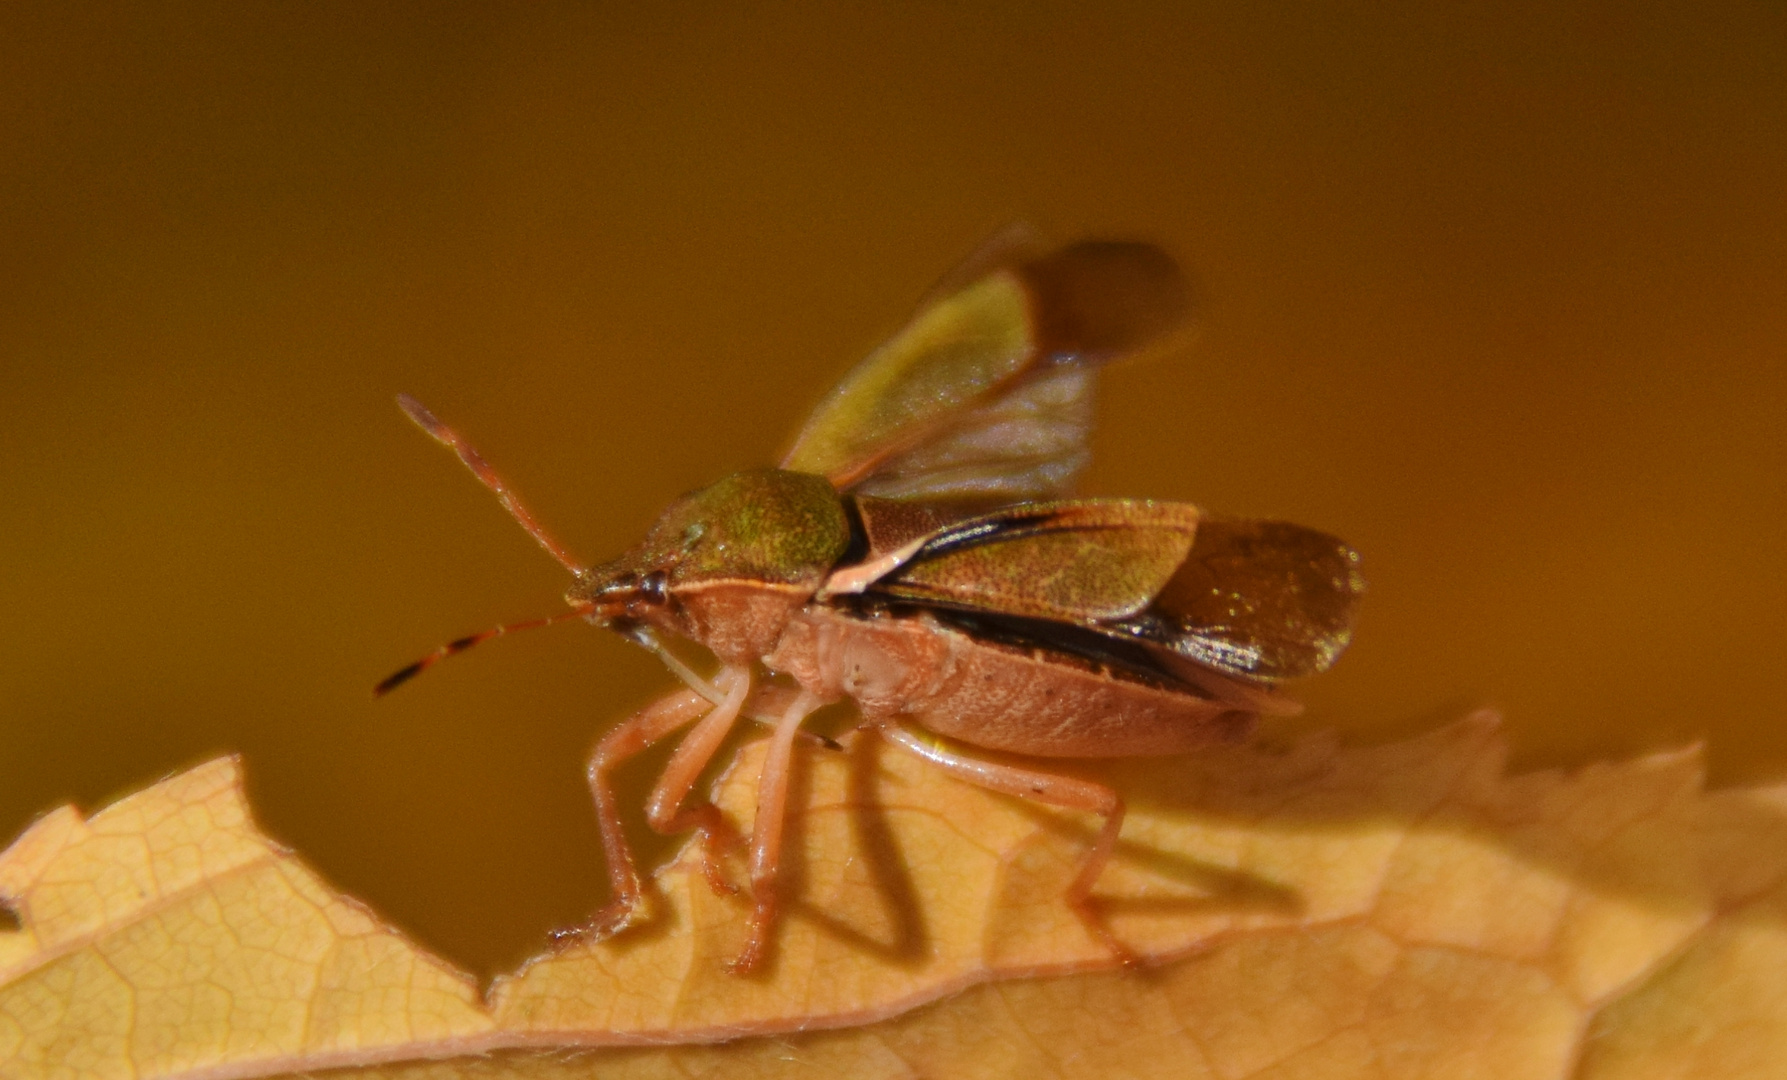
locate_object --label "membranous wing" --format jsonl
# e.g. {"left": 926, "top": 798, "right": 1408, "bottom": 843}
{"left": 834, "top": 500, "right": 1365, "bottom": 685}
{"left": 1113, "top": 518, "right": 1365, "bottom": 683}
{"left": 782, "top": 238, "right": 1192, "bottom": 501}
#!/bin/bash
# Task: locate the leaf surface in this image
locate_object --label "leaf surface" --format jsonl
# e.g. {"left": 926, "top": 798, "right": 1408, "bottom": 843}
{"left": 3, "top": 715, "right": 1785, "bottom": 1079}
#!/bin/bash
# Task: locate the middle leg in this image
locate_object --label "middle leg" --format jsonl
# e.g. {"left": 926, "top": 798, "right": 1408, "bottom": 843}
{"left": 729, "top": 689, "right": 825, "bottom": 974}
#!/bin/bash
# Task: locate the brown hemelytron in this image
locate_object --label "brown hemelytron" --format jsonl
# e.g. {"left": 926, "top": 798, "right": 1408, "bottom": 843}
{"left": 382, "top": 232, "right": 1365, "bottom": 973}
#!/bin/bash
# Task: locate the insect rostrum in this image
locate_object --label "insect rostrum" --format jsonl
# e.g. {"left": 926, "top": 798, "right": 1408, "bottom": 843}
{"left": 383, "top": 235, "right": 1365, "bottom": 974}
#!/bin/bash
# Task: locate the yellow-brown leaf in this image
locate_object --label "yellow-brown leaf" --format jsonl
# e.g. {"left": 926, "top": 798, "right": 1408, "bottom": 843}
{"left": 3, "top": 715, "right": 1784, "bottom": 1078}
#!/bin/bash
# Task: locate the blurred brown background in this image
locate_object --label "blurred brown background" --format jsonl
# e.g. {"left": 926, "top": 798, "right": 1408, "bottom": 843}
{"left": 3, "top": 2, "right": 1783, "bottom": 978}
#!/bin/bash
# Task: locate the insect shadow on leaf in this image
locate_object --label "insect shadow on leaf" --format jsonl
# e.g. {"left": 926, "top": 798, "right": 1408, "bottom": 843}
{"left": 774, "top": 730, "right": 932, "bottom": 968}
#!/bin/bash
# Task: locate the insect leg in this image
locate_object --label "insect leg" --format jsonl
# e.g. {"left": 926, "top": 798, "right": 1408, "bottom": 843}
{"left": 644, "top": 666, "right": 754, "bottom": 897}
{"left": 729, "top": 689, "right": 825, "bottom": 975}
{"left": 877, "top": 721, "right": 1136, "bottom": 965}
{"left": 634, "top": 626, "right": 840, "bottom": 747}
{"left": 555, "top": 686, "right": 712, "bottom": 947}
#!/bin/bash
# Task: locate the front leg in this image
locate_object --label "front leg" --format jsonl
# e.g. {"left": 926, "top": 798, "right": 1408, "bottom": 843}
{"left": 555, "top": 686, "right": 712, "bottom": 947}
{"left": 876, "top": 720, "right": 1135, "bottom": 965}
{"left": 642, "top": 666, "right": 753, "bottom": 896}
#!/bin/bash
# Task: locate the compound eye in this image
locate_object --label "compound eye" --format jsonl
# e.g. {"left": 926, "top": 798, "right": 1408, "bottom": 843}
{"left": 594, "top": 572, "right": 640, "bottom": 602}
{"left": 639, "top": 569, "right": 669, "bottom": 604}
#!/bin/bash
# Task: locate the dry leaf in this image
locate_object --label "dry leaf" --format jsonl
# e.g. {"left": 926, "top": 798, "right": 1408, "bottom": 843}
{"left": 3, "top": 715, "right": 1785, "bottom": 1079}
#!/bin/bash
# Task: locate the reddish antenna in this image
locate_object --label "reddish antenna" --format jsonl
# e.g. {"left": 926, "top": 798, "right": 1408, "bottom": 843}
{"left": 397, "top": 394, "right": 586, "bottom": 575}
{"left": 375, "top": 604, "right": 595, "bottom": 696}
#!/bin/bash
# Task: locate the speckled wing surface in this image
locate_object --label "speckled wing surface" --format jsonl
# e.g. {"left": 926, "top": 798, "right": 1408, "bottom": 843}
{"left": 782, "top": 237, "right": 1193, "bottom": 501}
{"left": 864, "top": 500, "right": 1203, "bottom": 622}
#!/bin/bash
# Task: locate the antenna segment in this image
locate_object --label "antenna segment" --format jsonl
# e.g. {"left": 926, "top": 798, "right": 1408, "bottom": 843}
{"left": 397, "top": 394, "right": 587, "bottom": 575}
{"left": 374, "top": 604, "right": 595, "bottom": 696}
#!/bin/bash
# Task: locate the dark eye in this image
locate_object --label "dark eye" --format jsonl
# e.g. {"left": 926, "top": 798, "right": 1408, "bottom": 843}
{"left": 640, "top": 570, "right": 669, "bottom": 604}
{"left": 596, "top": 572, "right": 639, "bottom": 601}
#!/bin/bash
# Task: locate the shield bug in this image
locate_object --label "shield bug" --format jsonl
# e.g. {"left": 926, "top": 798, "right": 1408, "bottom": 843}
{"left": 380, "top": 233, "right": 1365, "bottom": 973}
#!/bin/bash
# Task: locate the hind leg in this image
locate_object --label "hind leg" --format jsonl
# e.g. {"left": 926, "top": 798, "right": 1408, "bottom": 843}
{"left": 877, "top": 721, "right": 1134, "bottom": 965}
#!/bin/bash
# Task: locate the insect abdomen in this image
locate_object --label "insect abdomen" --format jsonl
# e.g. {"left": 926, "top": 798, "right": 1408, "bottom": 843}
{"left": 769, "top": 607, "right": 1251, "bottom": 758}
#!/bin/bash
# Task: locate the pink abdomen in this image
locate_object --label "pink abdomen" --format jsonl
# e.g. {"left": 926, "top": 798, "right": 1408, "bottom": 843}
{"left": 768, "top": 607, "right": 1251, "bottom": 758}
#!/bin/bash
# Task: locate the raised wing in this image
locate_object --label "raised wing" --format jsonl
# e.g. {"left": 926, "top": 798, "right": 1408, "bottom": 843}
{"left": 838, "top": 502, "right": 1364, "bottom": 685}
{"left": 782, "top": 239, "right": 1192, "bottom": 501}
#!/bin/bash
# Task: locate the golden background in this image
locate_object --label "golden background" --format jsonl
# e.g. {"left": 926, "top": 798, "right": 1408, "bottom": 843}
{"left": 3, "top": 3, "right": 1783, "bottom": 977}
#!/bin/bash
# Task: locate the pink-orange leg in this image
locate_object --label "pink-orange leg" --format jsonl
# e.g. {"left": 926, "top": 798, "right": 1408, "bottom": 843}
{"left": 642, "top": 667, "right": 754, "bottom": 896}
{"left": 729, "top": 690, "right": 825, "bottom": 974}
{"left": 556, "top": 674, "right": 746, "bottom": 946}
{"left": 877, "top": 721, "right": 1136, "bottom": 965}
